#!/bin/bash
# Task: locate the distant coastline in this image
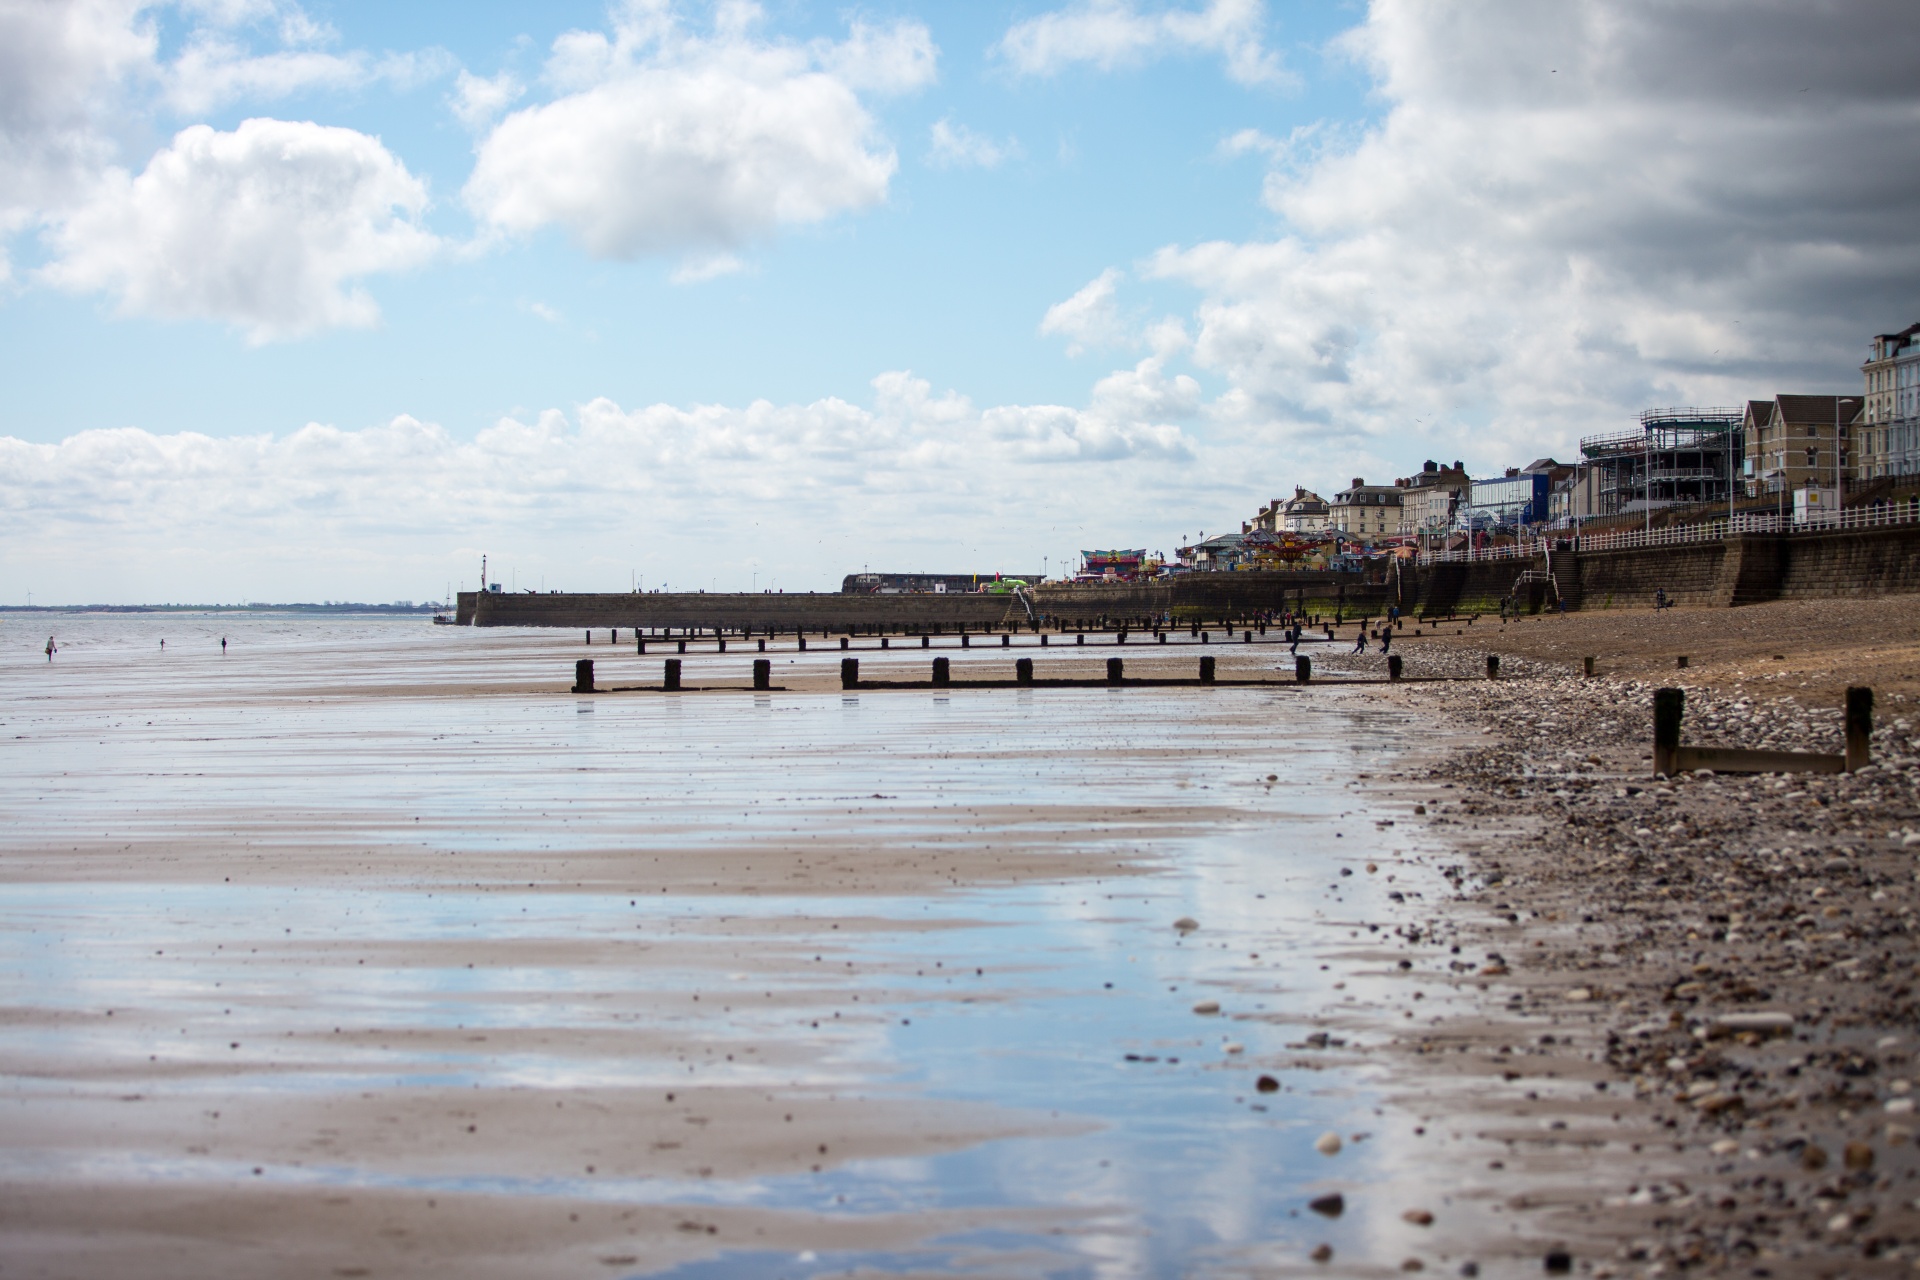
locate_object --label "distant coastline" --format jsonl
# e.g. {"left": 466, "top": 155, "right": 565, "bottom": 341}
{"left": 0, "top": 602, "right": 442, "bottom": 615}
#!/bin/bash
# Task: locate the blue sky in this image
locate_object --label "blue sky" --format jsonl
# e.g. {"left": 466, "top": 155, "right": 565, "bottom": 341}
{"left": 3, "top": 1, "right": 1915, "bottom": 602}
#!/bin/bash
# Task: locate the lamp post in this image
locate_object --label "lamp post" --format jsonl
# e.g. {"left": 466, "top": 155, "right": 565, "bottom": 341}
{"left": 1836, "top": 396, "right": 1858, "bottom": 524}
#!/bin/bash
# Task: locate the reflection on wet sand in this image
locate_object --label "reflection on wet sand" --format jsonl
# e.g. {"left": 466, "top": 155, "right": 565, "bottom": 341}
{"left": 2, "top": 614, "right": 1444, "bottom": 1278}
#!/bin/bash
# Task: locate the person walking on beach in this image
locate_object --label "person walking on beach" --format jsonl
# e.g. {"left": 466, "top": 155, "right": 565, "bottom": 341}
{"left": 221, "top": 637, "right": 227, "bottom": 654}
{"left": 1351, "top": 629, "right": 1368, "bottom": 654}
{"left": 44, "top": 636, "right": 56, "bottom": 662}
{"left": 1379, "top": 627, "right": 1392, "bottom": 655}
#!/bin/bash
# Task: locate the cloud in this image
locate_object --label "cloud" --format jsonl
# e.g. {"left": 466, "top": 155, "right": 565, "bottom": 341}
{"left": 998, "top": 0, "right": 1289, "bottom": 88}
{"left": 0, "top": 373, "right": 1200, "bottom": 598}
{"left": 928, "top": 118, "right": 1018, "bottom": 170}
{"left": 464, "top": 5, "right": 930, "bottom": 260}
{"left": 41, "top": 117, "right": 438, "bottom": 342}
{"left": 451, "top": 68, "right": 523, "bottom": 131}
{"left": 1078, "top": 0, "right": 1920, "bottom": 482}
{"left": 1040, "top": 268, "right": 1127, "bottom": 355}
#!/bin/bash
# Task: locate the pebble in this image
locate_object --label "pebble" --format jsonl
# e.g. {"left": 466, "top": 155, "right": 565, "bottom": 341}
{"left": 1308, "top": 1192, "right": 1344, "bottom": 1217}
{"left": 1192, "top": 1000, "right": 1220, "bottom": 1015}
{"left": 1315, "top": 1131, "right": 1343, "bottom": 1156}
{"left": 1256, "top": 1075, "right": 1279, "bottom": 1093}
{"left": 1172, "top": 917, "right": 1199, "bottom": 932}
{"left": 1310, "top": 1243, "right": 1333, "bottom": 1263}
{"left": 1402, "top": 1208, "right": 1434, "bottom": 1226}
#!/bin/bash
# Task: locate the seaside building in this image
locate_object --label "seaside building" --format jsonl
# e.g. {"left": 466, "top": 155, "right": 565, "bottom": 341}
{"left": 1395, "top": 460, "right": 1469, "bottom": 539}
{"left": 1575, "top": 408, "right": 1743, "bottom": 515}
{"left": 1281, "top": 488, "right": 1330, "bottom": 533}
{"left": 1463, "top": 468, "right": 1553, "bottom": 531}
{"left": 1329, "top": 478, "right": 1403, "bottom": 543}
{"left": 1742, "top": 396, "right": 1856, "bottom": 497}
{"left": 1858, "top": 324, "right": 1920, "bottom": 481}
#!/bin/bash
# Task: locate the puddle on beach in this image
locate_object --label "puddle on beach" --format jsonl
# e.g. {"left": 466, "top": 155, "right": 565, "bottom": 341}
{"left": 1, "top": 614, "right": 1463, "bottom": 1277}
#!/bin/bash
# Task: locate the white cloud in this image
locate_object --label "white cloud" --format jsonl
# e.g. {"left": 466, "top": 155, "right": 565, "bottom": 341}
{"left": 998, "top": 0, "right": 1289, "bottom": 88}
{"left": 928, "top": 118, "right": 1018, "bottom": 170}
{"left": 41, "top": 117, "right": 438, "bottom": 342}
{"left": 0, "top": 372, "right": 1200, "bottom": 598}
{"left": 451, "top": 68, "right": 523, "bottom": 131}
{"left": 1040, "top": 268, "right": 1127, "bottom": 355}
{"left": 1067, "top": 0, "right": 1920, "bottom": 484}
{"left": 464, "top": 4, "right": 928, "bottom": 259}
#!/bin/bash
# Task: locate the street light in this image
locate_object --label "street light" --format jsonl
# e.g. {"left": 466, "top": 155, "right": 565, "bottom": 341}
{"left": 1836, "top": 396, "right": 1859, "bottom": 523}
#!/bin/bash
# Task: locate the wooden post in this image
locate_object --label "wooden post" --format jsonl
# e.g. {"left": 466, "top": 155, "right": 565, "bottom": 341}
{"left": 1676, "top": 655, "right": 1689, "bottom": 669}
{"left": 1117, "top": 628, "right": 1128, "bottom": 645}
{"left": 1296, "top": 656, "right": 1311, "bottom": 684}
{"left": 573, "top": 659, "right": 595, "bottom": 692}
{"left": 1201, "top": 631, "right": 1210, "bottom": 644}
{"left": 1076, "top": 633, "right": 1085, "bottom": 646}
{"left": 1388, "top": 654, "right": 1403, "bottom": 682}
{"left": 840, "top": 658, "right": 859, "bottom": 690}
{"left": 757, "top": 638, "right": 766, "bottom": 652}
{"left": 611, "top": 629, "right": 617, "bottom": 644}
{"left": 881, "top": 637, "right": 889, "bottom": 650}
{"left": 798, "top": 636, "right": 807, "bottom": 651}
{"left": 663, "top": 659, "right": 681, "bottom": 692}
{"left": 677, "top": 639, "right": 687, "bottom": 654}
{"left": 933, "top": 657, "right": 950, "bottom": 685}
{"left": 753, "top": 659, "right": 771, "bottom": 690}
{"left": 1040, "top": 634, "right": 1049, "bottom": 647}
{"left": 1001, "top": 634, "right": 1010, "bottom": 648}
{"left": 840, "top": 636, "right": 849, "bottom": 650}
{"left": 1016, "top": 657, "right": 1034, "bottom": 685}
{"left": 1106, "top": 657, "right": 1124, "bottom": 684}
{"left": 718, "top": 638, "right": 727, "bottom": 653}
{"left": 637, "top": 637, "right": 647, "bottom": 654}
{"left": 1846, "top": 686, "right": 1873, "bottom": 772}
{"left": 962, "top": 634, "right": 971, "bottom": 648}
{"left": 1486, "top": 654, "right": 1500, "bottom": 680}
{"left": 1199, "top": 655, "right": 1215, "bottom": 683}
{"left": 1583, "top": 655, "right": 1594, "bottom": 678}
{"left": 1653, "top": 687, "right": 1684, "bottom": 776}
{"left": 585, "top": 630, "right": 591, "bottom": 644}
{"left": 1243, "top": 631, "right": 1251, "bottom": 644}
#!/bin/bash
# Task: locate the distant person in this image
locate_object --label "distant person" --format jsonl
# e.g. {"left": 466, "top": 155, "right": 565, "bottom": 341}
{"left": 1654, "top": 587, "right": 1667, "bottom": 610}
{"left": 1380, "top": 628, "right": 1392, "bottom": 655}
{"left": 1352, "top": 630, "right": 1368, "bottom": 654}
{"left": 159, "top": 639, "right": 164, "bottom": 650}
{"left": 221, "top": 637, "right": 227, "bottom": 654}
{"left": 44, "top": 636, "right": 56, "bottom": 662}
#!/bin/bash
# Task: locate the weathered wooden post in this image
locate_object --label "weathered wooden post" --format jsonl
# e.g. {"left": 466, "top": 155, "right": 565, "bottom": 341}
{"left": 1243, "top": 631, "right": 1252, "bottom": 644}
{"left": 1117, "top": 628, "right": 1128, "bottom": 645}
{"left": 1201, "top": 631, "right": 1210, "bottom": 644}
{"left": 1486, "top": 654, "right": 1500, "bottom": 680}
{"left": 1199, "top": 655, "right": 1215, "bottom": 683}
{"left": 1107, "top": 657, "right": 1124, "bottom": 684}
{"left": 1001, "top": 634, "right": 1010, "bottom": 648}
{"left": 840, "top": 658, "right": 859, "bottom": 690}
{"left": 1846, "top": 686, "right": 1873, "bottom": 772}
{"left": 1653, "top": 687, "right": 1684, "bottom": 776}
{"left": 1040, "top": 634, "right": 1049, "bottom": 647}
{"left": 881, "top": 637, "right": 890, "bottom": 650}
{"left": 611, "top": 629, "right": 617, "bottom": 644}
{"left": 1076, "top": 633, "right": 1085, "bottom": 646}
{"left": 840, "top": 636, "right": 850, "bottom": 650}
{"left": 798, "top": 635, "right": 807, "bottom": 651}
{"left": 932, "top": 657, "right": 950, "bottom": 685}
{"left": 677, "top": 639, "right": 687, "bottom": 654}
{"left": 1158, "top": 631, "right": 1167, "bottom": 644}
{"left": 663, "top": 659, "right": 681, "bottom": 692}
{"left": 637, "top": 636, "right": 647, "bottom": 654}
{"left": 962, "top": 634, "right": 971, "bottom": 648}
{"left": 585, "top": 630, "right": 592, "bottom": 644}
{"left": 573, "top": 659, "right": 595, "bottom": 692}
{"left": 1016, "top": 657, "right": 1034, "bottom": 685}
{"left": 1295, "top": 655, "right": 1311, "bottom": 684}
{"left": 718, "top": 637, "right": 727, "bottom": 653}
{"left": 1388, "top": 654, "right": 1403, "bottom": 682}
{"left": 753, "top": 659, "right": 771, "bottom": 690}
{"left": 757, "top": 638, "right": 766, "bottom": 652}
{"left": 921, "top": 635, "right": 930, "bottom": 649}
{"left": 1677, "top": 655, "right": 1689, "bottom": 669}
{"left": 1583, "top": 655, "right": 1594, "bottom": 678}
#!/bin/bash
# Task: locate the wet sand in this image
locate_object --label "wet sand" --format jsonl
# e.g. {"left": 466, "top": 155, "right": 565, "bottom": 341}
{"left": 4, "top": 614, "right": 1463, "bottom": 1278}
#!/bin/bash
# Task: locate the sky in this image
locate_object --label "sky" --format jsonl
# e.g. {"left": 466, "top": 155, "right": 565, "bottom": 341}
{"left": 2, "top": 0, "right": 1917, "bottom": 604}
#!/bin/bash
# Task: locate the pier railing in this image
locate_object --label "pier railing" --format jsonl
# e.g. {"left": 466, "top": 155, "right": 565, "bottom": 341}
{"left": 1425, "top": 496, "right": 1920, "bottom": 563}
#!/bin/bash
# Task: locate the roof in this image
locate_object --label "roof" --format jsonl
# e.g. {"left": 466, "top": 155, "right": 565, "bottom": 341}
{"left": 1772, "top": 394, "right": 1862, "bottom": 425}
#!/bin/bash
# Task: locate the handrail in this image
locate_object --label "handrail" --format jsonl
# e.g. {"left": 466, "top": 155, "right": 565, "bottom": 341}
{"left": 1422, "top": 495, "right": 1920, "bottom": 562}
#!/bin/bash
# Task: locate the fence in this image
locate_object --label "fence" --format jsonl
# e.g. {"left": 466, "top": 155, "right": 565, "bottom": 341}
{"left": 1425, "top": 495, "right": 1920, "bottom": 563}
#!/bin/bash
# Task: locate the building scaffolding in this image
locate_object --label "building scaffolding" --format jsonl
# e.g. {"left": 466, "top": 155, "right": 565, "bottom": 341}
{"left": 1578, "top": 407, "right": 1743, "bottom": 517}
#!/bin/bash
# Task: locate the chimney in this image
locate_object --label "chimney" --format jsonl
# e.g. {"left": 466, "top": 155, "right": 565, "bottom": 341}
{"left": 1351, "top": 477, "right": 1364, "bottom": 489}
{"left": 1453, "top": 460, "right": 1463, "bottom": 471}
{"left": 1424, "top": 459, "right": 1437, "bottom": 472}
{"left": 1504, "top": 467, "right": 1519, "bottom": 477}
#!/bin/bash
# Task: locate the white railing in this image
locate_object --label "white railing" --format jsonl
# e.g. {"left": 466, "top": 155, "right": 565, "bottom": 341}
{"left": 1423, "top": 495, "right": 1920, "bottom": 563}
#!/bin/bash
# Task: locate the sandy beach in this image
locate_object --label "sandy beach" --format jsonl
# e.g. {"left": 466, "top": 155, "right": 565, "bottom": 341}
{"left": 6, "top": 601, "right": 1920, "bottom": 1278}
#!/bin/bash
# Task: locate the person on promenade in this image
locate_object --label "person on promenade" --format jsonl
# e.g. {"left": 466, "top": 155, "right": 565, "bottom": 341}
{"left": 44, "top": 636, "right": 56, "bottom": 661}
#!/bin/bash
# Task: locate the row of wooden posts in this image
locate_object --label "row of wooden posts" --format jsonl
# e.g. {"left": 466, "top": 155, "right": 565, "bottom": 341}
{"left": 568, "top": 652, "right": 1456, "bottom": 693}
